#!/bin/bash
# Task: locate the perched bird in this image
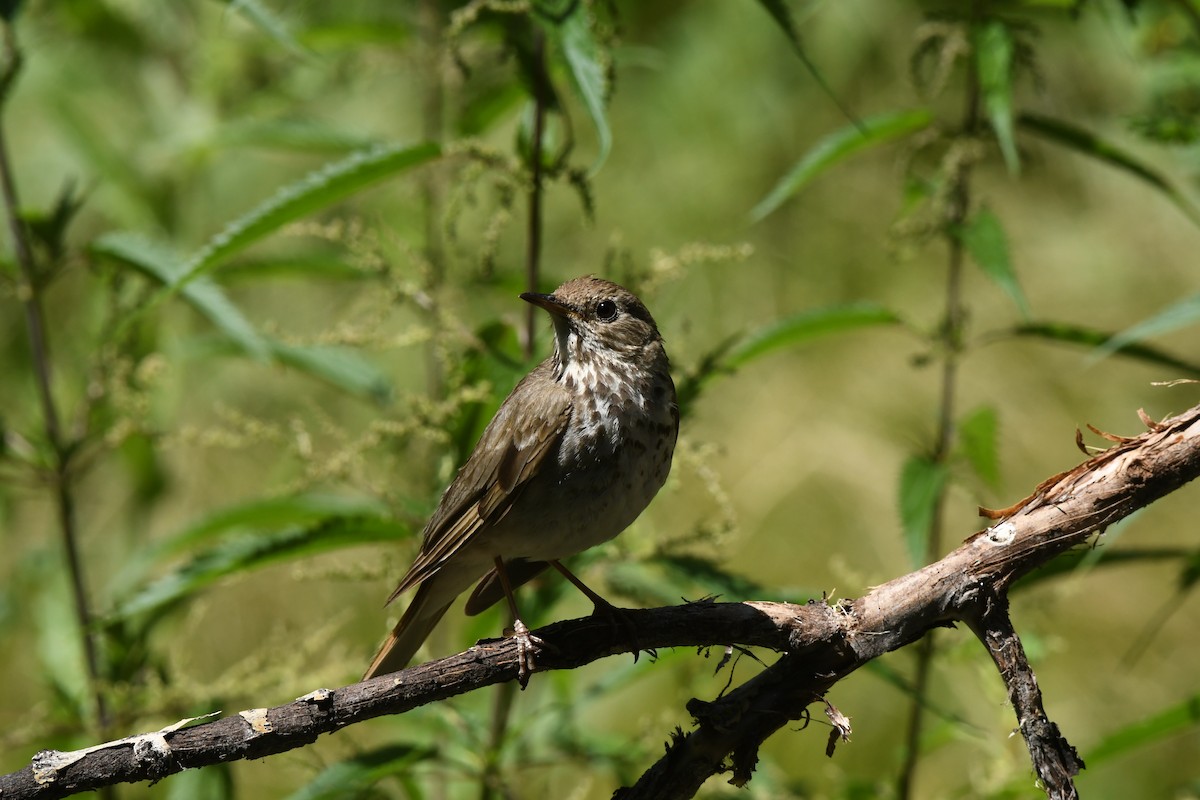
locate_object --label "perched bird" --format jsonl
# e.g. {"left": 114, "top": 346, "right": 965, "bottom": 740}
{"left": 364, "top": 276, "right": 678, "bottom": 682}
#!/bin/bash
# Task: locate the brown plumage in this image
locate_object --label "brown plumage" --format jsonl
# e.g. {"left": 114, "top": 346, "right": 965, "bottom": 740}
{"left": 364, "top": 276, "right": 678, "bottom": 680}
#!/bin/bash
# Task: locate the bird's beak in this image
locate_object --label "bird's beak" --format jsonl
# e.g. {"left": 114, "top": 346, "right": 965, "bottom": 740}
{"left": 520, "top": 291, "right": 575, "bottom": 319}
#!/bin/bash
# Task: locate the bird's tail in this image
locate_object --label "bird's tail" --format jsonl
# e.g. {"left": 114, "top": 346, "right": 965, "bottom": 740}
{"left": 363, "top": 581, "right": 453, "bottom": 680}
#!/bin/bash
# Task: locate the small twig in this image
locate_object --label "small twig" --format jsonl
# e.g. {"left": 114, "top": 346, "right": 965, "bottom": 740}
{"left": 966, "top": 594, "right": 1084, "bottom": 799}
{"left": 523, "top": 23, "right": 548, "bottom": 358}
{"left": 0, "top": 21, "right": 108, "bottom": 732}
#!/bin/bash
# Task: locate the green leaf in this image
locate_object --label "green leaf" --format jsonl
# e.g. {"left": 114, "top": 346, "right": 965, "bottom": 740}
{"left": 93, "top": 234, "right": 396, "bottom": 400}
{"left": 92, "top": 232, "right": 272, "bottom": 361}
{"left": 270, "top": 343, "right": 393, "bottom": 404}
{"left": 543, "top": 0, "right": 611, "bottom": 174}
{"left": 150, "top": 492, "right": 393, "bottom": 560}
{"left": 285, "top": 744, "right": 436, "bottom": 800}
{"left": 1019, "top": 112, "right": 1200, "bottom": 227}
{"left": 212, "top": 119, "right": 374, "bottom": 154}
{"left": 677, "top": 303, "right": 907, "bottom": 412}
{"left": 899, "top": 455, "right": 948, "bottom": 568}
{"left": 174, "top": 141, "right": 440, "bottom": 288}
{"left": 220, "top": 0, "right": 311, "bottom": 58}
{"left": 956, "top": 208, "right": 1030, "bottom": 319}
{"left": 1096, "top": 292, "right": 1200, "bottom": 362}
{"left": 751, "top": 0, "right": 864, "bottom": 136}
{"left": 958, "top": 406, "right": 1000, "bottom": 488}
{"left": 1087, "top": 695, "right": 1200, "bottom": 766}
{"left": 1003, "top": 322, "right": 1200, "bottom": 376}
{"left": 111, "top": 516, "right": 409, "bottom": 621}
{"left": 725, "top": 303, "right": 907, "bottom": 368}
{"left": 750, "top": 109, "right": 934, "bottom": 221}
{"left": 974, "top": 20, "right": 1019, "bottom": 175}
{"left": 165, "top": 763, "right": 234, "bottom": 800}
{"left": 1013, "top": 546, "right": 1189, "bottom": 591}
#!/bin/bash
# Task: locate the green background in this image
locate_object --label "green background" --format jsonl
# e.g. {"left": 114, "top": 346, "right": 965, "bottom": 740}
{"left": 1, "top": 1, "right": 1198, "bottom": 798}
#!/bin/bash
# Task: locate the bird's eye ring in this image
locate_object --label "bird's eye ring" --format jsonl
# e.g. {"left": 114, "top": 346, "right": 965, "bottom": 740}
{"left": 595, "top": 299, "right": 619, "bottom": 322}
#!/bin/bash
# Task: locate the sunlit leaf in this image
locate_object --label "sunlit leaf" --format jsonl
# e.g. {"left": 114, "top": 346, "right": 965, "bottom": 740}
{"left": 1096, "top": 292, "right": 1200, "bottom": 362}
{"left": 220, "top": 0, "right": 311, "bottom": 58}
{"left": 93, "top": 234, "right": 396, "bottom": 400}
{"left": 751, "top": 109, "right": 933, "bottom": 221}
{"left": 150, "top": 492, "right": 393, "bottom": 559}
{"left": 752, "top": 0, "right": 863, "bottom": 134}
{"left": 165, "top": 763, "right": 234, "bottom": 800}
{"left": 285, "top": 744, "right": 436, "bottom": 800}
{"left": 725, "top": 303, "right": 907, "bottom": 368}
{"left": 1020, "top": 112, "right": 1200, "bottom": 227}
{"left": 92, "top": 232, "right": 271, "bottom": 361}
{"left": 677, "top": 304, "right": 906, "bottom": 412}
{"left": 111, "top": 516, "right": 409, "bottom": 621}
{"left": 899, "top": 455, "right": 948, "bottom": 567}
{"left": 956, "top": 208, "right": 1030, "bottom": 318}
{"left": 974, "top": 20, "right": 1019, "bottom": 174}
{"left": 1003, "top": 322, "right": 1200, "bottom": 376}
{"left": 958, "top": 406, "right": 1001, "bottom": 488}
{"left": 1087, "top": 694, "right": 1200, "bottom": 766}
{"left": 545, "top": 0, "right": 611, "bottom": 174}
{"left": 212, "top": 119, "right": 374, "bottom": 154}
{"left": 174, "top": 141, "right": 440, "bottom": 287}
{"left": 270, "top": 343, "right": 393, "bottom": 404}
{"left": 1012, "top": 546, "right": 1190, "bottom": 591}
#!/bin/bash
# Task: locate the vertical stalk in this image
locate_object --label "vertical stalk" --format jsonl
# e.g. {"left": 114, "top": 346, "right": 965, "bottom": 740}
{"left": 0, "top": 25, "right": 108, "bottom": 732}
{"left": 477, "top": 18, "right": 552, "bottom": 800}
{"left": 523, "top": 26, "right": 548, "bottom": 359}
{"left": 896, "top": 12, "right": 983, "bottom": 799}
{"left": 419, "top": 0, "right": 447, "bottom": 399}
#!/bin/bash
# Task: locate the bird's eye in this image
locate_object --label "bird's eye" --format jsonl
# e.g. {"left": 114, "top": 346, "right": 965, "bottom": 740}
{"left": 595, "top": 299, "right": 619, "bottom": 322}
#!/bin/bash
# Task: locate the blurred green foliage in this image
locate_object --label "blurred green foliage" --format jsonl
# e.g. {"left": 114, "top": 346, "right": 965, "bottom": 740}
{"left": 2, "top": 1, "right": 1200, "bottom": 798}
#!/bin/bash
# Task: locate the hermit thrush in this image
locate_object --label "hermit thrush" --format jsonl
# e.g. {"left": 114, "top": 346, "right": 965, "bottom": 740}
{"left": 364, "top": 276, "right": 678, "bottom": 682}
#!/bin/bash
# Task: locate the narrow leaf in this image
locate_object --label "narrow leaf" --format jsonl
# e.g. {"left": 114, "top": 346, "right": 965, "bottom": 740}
{"left": 1019, "top": 112, "right": 1200, "bottom": 227}
{"left": 956, "top": 208, "right": 1030, "bottom": 318}
{"left": 285, "top": 745, "right": 436, "bottom": 800}
{"left": 974, "top": 20, "right": 1020, "bottom": 174}
{"left": 1096, "top": 292, "right": 1200, "bottom": 361}
{"left": 1004, "top": 322, "right": 1200, "bottom": 376}
{"left": 751, "top": 109, "right": 933, "bottom": 221}
{"left": 152, "top": 493, "right": 392, "bottom": 559}
{"left": 174, "top": 141, "right": 440, "bottom": 287}
{"left": 725, "top": 303, "right": 906, "bottom": 368}
{"left": 270, "top": 343, "right": 393, "bottom": 404}
{"left": 752, "top": 0, "right": 864, "bottom": 134}
{"left": 1087, "top": 695, "right": 1200, "bottom": 766}
{"left": 1013, "top": 547, "right": 1191, "bottom": 591}
{"left": 958, "top": 406, "right": 1001, "bottom": 488}
{"left": 112, "top": 517, "right": 408, "bottom": 621}
{"left": 899, "top": 455, "right": 948, "bottom": 568}
{"left": 221, "top": 0, "right": 311, "bottom": 57}
{"left": 92, "top": 232, "right": 271, "bottom": 361}
{"left": 547, "top": 1, "right": 611, "bottom": 174}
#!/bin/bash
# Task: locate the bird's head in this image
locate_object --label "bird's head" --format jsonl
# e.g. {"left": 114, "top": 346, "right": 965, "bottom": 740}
{"left": 521, "top": 276, "right": 663, "bottom": 371}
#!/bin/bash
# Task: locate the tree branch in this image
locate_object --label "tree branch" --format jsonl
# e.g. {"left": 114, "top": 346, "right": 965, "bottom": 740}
{"left": 3, "top": 402, "right": 1199, "bottom": 800}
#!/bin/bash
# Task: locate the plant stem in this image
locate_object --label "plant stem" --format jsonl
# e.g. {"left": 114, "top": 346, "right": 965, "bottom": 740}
{"left": 896, "top": 11, "right": 984, "bottom": 799}
{"left": 523, "top": 25, "right": 548, "bottom": 359}
{"left": 419, "top": 0, "right": 447, "bottom": 400}
{"left": 0, "top": 24, "right": 108, "bottom": 732}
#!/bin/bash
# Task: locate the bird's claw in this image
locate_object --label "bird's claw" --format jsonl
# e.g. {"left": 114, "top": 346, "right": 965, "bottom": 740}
{"left": 506, "top": 618, "right": 549, "bottom": 689}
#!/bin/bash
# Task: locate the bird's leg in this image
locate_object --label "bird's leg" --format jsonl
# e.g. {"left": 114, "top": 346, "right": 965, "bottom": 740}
{"left": 549, "top": 560, "right": 652, "bottom": 662}
{"left": 494, "top": 556, "right": 547, "bottom": 688}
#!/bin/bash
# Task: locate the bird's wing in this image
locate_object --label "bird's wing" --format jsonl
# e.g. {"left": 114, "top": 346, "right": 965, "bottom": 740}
{"left": 386, "top": 363, "right": 571, "bottom": 603}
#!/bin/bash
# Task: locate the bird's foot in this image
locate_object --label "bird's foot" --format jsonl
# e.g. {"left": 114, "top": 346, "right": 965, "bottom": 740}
{"left": 505, "top": 618, "right": 549, "bottom": 689}
{"left": 589, "top": 599, "right": 653, "bottom": 663}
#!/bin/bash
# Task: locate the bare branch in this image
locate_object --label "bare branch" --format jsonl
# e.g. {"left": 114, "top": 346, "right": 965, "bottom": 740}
{"left": 3, "top": 403, "right": 1199, "bottom": 800}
